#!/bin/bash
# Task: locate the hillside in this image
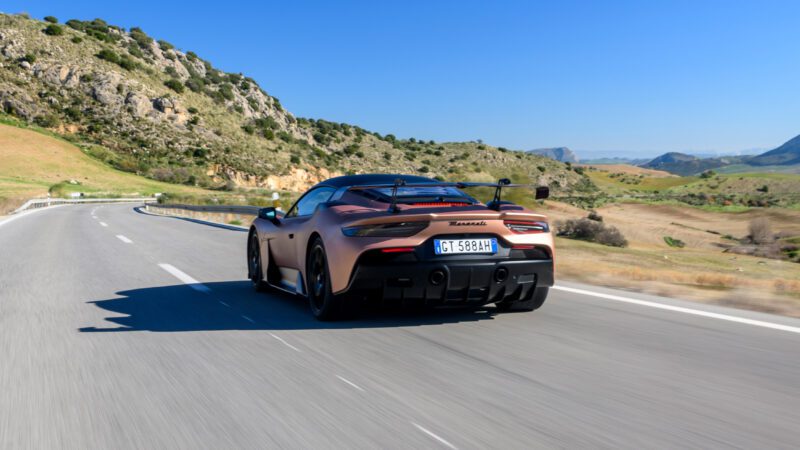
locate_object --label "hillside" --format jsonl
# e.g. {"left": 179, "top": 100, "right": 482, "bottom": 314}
{"left": 0, "top": 14, "right": 590, "bottom": 196}
{"left": 528, "top": 147, "right": 579, "bottom": 163}
{"left": 0, "top": 121, "right": 216, "bottom": 213}
{"left": 748, "top": 134, "right": 800, "bottom": 166}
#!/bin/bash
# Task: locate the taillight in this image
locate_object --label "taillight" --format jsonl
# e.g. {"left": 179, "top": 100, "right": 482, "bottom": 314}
{"left": 342, "top": 221, "right": 430, "bottom": 237}
{"left": 504, "top": 220, "right": 549, "bottom": 233}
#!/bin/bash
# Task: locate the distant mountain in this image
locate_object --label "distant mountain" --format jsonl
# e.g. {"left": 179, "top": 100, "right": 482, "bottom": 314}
{"left": 641, "top": 152, "right": 749, "bottom": 176}
{"left": 748, "top": 134, "right": 800, "bottom": 166}
{"left": 581, "top": 157, "right": 650, "bottom": 165}
{"left": 528, "top": 147, "right": 579, "bottom": 163}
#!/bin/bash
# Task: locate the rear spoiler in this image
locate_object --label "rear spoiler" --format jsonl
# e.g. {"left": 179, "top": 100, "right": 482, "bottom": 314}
{"left": 347, "top": 178, "right": 549, "bottom": 212}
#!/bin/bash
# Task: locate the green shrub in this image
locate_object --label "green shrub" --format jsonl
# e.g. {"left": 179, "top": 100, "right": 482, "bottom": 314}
{"left": 187, "top": 106, "right": 199, "bottom": 114}
{"left": 71, "top": 36, "right": 83, "bottom": 44}
{"left": 158, "top": 40, "right": 174, "bottom": 51}
{"left": 129, "top": 27, "right": 153, "bottom": 49}
{"left": 263, "top": 129, "right": 275, "bottom": 140}
{"left": 290, "top": 155, "right": 301, "bottom": 164}
{"left": 663, "top": 236, "right": 686, "bottom": 248}
{"left": 34, "top": 114, "right": 60, "bottom": 128}
{"left": 44, "top": 16, "right": 58, "bottom": 23}
{"left": 241, "top": 124, "right": 255, "bottom": 134}
{"left": 21, "top": 53, "right": 36, "bottom": 63}
{"left": 118, "top": 55, "right": 138, "bottom": 71}
{"left": 164, "top": 78, "right": 184, "bottom": 93}
{"left": 96, "top": 49, "right": 120, "bottom": 64}
{"left": 186, "top": 51, "right": 198, "bottom": 61}
{"left": 43, "top": 24, "right": 64, "bottom": 36}
{"left": 185, "top": 77, "right": 205, "bottom": 93}
{"left": 127, "top": 42, "right": 144, "bottom": 58}
{"left": 419, "top": 166, "right": 430, "bottom": 173}
{"left": 164, "top": 66, "right": 178, "bottom": 77}
{"left": 65, "top": 19, "right": 84, "bottom": 30}
{"left": 218, "top": 83, "right": 235, "bottom": 100}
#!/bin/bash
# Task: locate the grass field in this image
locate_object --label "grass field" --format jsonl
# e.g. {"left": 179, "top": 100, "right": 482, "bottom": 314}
{"left": 0, "top": 123, "right": 227, "bottom": 214}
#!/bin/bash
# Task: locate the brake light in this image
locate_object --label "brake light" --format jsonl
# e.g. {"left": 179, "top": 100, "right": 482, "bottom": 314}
{"left": 380, "top": 247, "right": 416, "bottom": 253}
{"left": 504, "top": 220, "right": 549, "bottom": 233}
{"left": 342, "top": 221, "right": 430, "bottom": 237}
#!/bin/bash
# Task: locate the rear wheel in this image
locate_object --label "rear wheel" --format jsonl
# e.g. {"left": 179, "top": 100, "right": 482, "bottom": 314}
{"left": 306, "top": 237, "right": 346, "bottom": 320}
{"left": 248, "top": 232, "right": 269, "bottom": 292}
{"left": 496, "top": 287, "right": 549, "bottom": 312}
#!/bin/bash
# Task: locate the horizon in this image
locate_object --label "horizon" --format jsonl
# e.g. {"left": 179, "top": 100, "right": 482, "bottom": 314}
{"left": 4, "top": 0, "right": 800, "bottom": 157}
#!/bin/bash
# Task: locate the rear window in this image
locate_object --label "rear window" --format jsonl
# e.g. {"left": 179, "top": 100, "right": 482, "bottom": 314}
{"left": 364, "top": 186, "right": 476, "bottom": 203}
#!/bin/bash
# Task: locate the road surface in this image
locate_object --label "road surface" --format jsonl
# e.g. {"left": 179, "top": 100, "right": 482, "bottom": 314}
{"left": 0, "top": 204, "right": 798, "bottom": 448}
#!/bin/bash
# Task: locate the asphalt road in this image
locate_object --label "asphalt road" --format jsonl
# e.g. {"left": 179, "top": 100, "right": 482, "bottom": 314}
{"left": 1, "top": 204, "right": 798, "bottom": 449}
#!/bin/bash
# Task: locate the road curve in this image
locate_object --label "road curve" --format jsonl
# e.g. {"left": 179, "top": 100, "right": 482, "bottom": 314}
{"left": 0, "top": 204, "right": 798, "bottom": 449}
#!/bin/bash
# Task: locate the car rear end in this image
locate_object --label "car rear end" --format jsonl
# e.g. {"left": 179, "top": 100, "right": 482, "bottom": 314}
{"left": 328, "top": 206, "right": 554, "bottom": 308}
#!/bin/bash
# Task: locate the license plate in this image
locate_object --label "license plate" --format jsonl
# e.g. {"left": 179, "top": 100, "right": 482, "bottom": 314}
{"left": 434, "top": 238, "right": 497, "bottom": 255}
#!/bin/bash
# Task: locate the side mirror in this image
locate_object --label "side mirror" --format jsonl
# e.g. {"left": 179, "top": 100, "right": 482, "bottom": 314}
{"left": 258, "top": 207, "right": 278, "bottom": 222}
{"left": 535, "top": 186, "right": 550, "bottom": 200}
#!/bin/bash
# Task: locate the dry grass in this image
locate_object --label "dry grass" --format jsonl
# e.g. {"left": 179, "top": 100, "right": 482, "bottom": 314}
{"left": 540, "top": 200, "right": 800, "bottom": 316}
{"left": 0, "top": 124, "right": 215, "bottom": 214}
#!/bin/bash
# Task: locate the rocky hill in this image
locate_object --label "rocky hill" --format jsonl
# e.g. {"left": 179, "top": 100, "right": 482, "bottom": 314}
{"left": 0, "top": 14, "right": 590, "bottom": 195}
{"left": 528, "top": 147, "right": 579, "bottom": 163}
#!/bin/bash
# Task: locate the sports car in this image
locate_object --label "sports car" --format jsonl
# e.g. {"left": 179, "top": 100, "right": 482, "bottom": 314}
{"left": 247, "top": 174, "right": 554, "bottom": 320}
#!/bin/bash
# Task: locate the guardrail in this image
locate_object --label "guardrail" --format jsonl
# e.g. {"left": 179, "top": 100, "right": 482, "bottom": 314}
{"left": 13, "top": 197, "right": 156, "bottom": 214}
{"left": 144, "top": 203, "right": 261, "bottom": 215}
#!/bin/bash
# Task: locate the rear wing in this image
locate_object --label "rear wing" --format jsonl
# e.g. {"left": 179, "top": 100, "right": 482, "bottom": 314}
{"left": 347, "top": 178, "right": 549, "bottom": 212}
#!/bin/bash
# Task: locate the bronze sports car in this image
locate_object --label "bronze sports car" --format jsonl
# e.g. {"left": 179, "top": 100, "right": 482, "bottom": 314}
{"left": 247, "top": 174, "right": 554, "bottom": 320}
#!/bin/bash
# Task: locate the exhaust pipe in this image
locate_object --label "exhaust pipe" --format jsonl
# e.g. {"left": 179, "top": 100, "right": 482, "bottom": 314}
{"left": 494, "top": 267, "right": 509, "bottom": 283}
{"left": 429, "top": 269, "right": 446, "bottom": 286}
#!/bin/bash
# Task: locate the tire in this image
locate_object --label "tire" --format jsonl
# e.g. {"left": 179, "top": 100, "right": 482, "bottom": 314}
{"left": 248, "top": 232, "right": 269, "bottom": 292}
{"left": 306, "top": 237, "right": 346, "bottom": 320}
{"left": 496, "top": 287, "right": 549, "bottom": 312}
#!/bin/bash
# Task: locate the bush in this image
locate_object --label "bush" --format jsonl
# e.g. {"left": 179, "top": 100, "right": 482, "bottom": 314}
{"left": 700, "top": 170, "right": 715, "bottom": 179}
{"left": 164, "top": 78, "right": 184, "bottom": 93}
{"left": 118, "top": 55, "right": 138, "bottom": 71}
{"left": 290, "top": 155, "right": 301, "bottom": 164}
{"left": 129, "top": 27, "right": 153, "bottom": 49}
{"left": 158, "top": 40, "right": 174, "bottom": 51}
{"left": 556, "top": 217, "right": 628, "bottom": 247}
{"left": 21, "top": 53, "right": 36, "bottom": 63}
{"left": 71, "top": 36, "right": 83, "bottom": 44}
{"left": 187, "top": 106, "right": 199, "bottom": 114}
{"left": 663, "top": 236, "right": 686, "bottom": 248}
{"left": 749, "top": 218, "right": 774, "bottom": 245}
{"left": 185, "top": 77, "right": 205, "bottom": 93}
{"left": 587, "top": 210, "right": 603, "bottom": 222}
{"left": 34, "top": 114, "right": 60, "bottom": 128}
{"left": 96, "top": 49, "right": 120, "bottom": 64}
{"left": 44, "top": 16, "right": 58, "bottom": 23}
{"left": 43, "top": 24, "right": 64, "bottom": 36}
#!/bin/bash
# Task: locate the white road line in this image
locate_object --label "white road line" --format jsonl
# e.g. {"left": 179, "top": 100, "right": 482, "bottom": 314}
{"left": 99, "top": 222, "right": 108, "bottom": 227}
{"left": 553, "top": 285, "right": 800, "bottom": 335}
{"left": 336, "top": 375, "right": 365, "bottom": 392}
{"left": 158, "top": 263, "right": 211, "bottom": 293}
{"left": 242, "top": 315, "right": 255, "bottom": 323}
{"left": 269, "top": 333, "right": 301, "bottom": 352}
{"left": 115, "top": 235, "right": 133, "bottom": 244}
{"left": 219, "top": 300, "right": 230, "bottom": 307}
{"left": 412, "top": 423, "right": 457, "bottom": 449}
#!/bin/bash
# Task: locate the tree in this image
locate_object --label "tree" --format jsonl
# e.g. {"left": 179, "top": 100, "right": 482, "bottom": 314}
{"left": 44, "top": 16, "right": 58, "bottom": 23}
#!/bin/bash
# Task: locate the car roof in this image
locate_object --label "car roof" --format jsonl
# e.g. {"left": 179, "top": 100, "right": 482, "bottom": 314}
{"left": 312, "top": 174, "right": 437, "bottom": 189}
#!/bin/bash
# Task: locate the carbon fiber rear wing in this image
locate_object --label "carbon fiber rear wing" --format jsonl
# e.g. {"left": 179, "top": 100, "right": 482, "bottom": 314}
{"left": 347, "top": 178, "right": 549, "bottom": 212}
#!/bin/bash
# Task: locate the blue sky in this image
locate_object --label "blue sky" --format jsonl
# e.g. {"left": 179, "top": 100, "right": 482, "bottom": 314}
{"left": 6, "top": 1, "right": 800, "bottom": 158}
